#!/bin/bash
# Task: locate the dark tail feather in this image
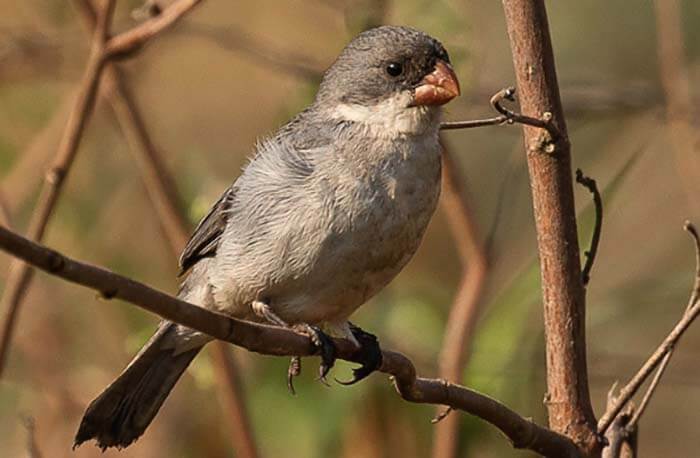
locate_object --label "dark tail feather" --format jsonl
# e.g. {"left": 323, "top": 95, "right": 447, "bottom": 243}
{"left": 74, "top": 322, "right": 202, "bottom": 450}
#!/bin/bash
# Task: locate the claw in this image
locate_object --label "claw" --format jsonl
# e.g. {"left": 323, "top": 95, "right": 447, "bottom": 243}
{"left": 294, "top": 324, "right": 337, "bottom": 387}
{"left": 287, "top": 356, "right": 301, "bottom": 395}
{"left": 336, "top": 323, "right": 382, "bottom": 385}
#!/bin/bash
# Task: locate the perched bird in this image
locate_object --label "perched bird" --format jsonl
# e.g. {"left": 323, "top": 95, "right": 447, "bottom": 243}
{"left": 75, "top": 25, "right": 460, "bottom": 450}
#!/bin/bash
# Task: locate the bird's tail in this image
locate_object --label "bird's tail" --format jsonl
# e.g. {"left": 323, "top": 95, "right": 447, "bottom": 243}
{"left": 74, "top": 321, "right": 203, "bottom": 450}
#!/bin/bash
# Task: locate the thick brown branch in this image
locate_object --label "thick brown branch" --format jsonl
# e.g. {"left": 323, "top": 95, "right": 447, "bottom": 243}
{"left": 501, "top": 0, "right": 597, "bottom": 452}
{"left": 598, "top": 222, "right": 700, "bottom": 434}
{"left": 104, "top": 0, "right": 204, "bottom": 59}
{"left": 0, "top": 225, "right": 579, "bottom": 457}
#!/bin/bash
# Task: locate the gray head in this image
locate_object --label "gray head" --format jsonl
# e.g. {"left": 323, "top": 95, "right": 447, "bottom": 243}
{"left": 315, "top": 26, "right": 460, "bottom": 110}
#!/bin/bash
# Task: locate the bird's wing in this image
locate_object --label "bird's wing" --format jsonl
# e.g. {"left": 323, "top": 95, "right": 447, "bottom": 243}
{"left": 178, "top": 186, "right": 236, "bottom": 275}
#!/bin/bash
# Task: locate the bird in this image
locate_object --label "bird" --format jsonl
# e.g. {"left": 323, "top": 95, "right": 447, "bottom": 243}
{"left": 74, "top": 25, "right": 460, "bottom": 450}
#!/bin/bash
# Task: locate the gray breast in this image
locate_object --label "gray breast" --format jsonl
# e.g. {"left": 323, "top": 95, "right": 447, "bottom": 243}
{"left": 209, "top": 131, "right": 442, "bottom": 323}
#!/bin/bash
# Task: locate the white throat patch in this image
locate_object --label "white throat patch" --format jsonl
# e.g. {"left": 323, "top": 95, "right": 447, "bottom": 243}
{"left": 331, "top": 92, "right": 439, "bottom": 136}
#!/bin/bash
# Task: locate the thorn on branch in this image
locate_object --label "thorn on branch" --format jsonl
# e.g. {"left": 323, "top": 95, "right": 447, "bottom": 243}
{"left": 431, "top": 406, "right": 453, "bottom": 424}
{"left": 575, "top": 169, "right": 603, "bottom": 287}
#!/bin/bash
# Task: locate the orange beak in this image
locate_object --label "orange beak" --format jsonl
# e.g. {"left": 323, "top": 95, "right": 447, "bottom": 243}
{"left": 412, "top": 60, "right": 461, "bottom": 106}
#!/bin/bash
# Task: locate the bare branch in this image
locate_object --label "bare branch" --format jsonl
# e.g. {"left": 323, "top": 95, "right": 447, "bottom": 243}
{"left": 0, "top": 0, "right": 204, "bottom": 381}
{"left": 575, "top": 169, "right": 603, "bottom": 286}
{"left": 0, "top": 25, "right": 106, "bottom": 378}
{"left": 501, "top": 0, "right": 597, "bottom": 451}
{"left": 598, "top": 222, "right": 700, "bottom": 434}
{"left": 0, "top": 225, "right": 580, "bottom": 457}
{"left": 625, "top": 351, "right": 671, "bottom": 431}
{"left": 104, "top": 0, "right": 204, "bottom": 59}
{"left": 685, "top": 222, "right": 700, "bottom": 310}
{"left": 71, "top": 2, "right": 258, "bottom": 455}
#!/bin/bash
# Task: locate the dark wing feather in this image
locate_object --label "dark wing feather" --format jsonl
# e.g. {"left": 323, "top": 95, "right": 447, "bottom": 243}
{"left": 178, "top": 186, "right": 236, "bottom": 274}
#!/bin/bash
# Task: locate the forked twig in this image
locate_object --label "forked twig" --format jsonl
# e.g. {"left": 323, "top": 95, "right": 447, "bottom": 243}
{"left": 598, "top": 221, "right": 700, "bottom": 434}
{"left": 0, "top": 0, "right": 204, "bottom": 379}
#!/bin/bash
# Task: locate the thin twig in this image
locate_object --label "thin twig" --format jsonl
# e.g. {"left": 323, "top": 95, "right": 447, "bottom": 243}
{"left": 0, "top": 225, "right": 581, "bottom": 457}
{"left": 575, "top": 169, "right": 603, "bottom": 286}
{"left": 440, "top": 116, "right": 509, "bottom": 130}
{"left": 439, "top": 87, "right": 561, "bottom": 142}
{"left": 0, "top": 0, "right": 112, "bottom": 378}
{"left": 431, "top": 406, "right": 453, "bottom": 424}
{"left": 685, "top": 222, "right": 700, "bottom": 310}
{"left": 0, "top": 0, "right": 204, "bottom": 381}
{"left": 625, "top": 351, "right": 671, "bottom": 431}
{"left": 71, "top": 2, "right": 258, "bottom": 455}
{"left": 598, "top": 222, "right": 700, "bottom": 434}
{"left": 104, "top": 0, "right": 204, "bottom": 59}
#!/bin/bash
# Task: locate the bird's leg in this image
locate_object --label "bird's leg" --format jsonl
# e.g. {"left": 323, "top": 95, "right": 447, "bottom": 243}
{"left": 250, "top": 301, "right": 337, "bottom": 393}
{"left": 250, "top": 300, "right": 288, "bottom": 327}
{"left": 336, "top": 323, "right": 382, "bottom": 385}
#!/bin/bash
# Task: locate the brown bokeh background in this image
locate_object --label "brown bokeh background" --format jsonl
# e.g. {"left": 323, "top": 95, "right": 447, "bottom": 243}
{"left": 1, "top": 1, "right": 700, "bottom": 456}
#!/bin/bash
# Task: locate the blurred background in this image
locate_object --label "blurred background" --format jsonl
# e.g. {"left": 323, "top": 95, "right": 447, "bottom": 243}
{"left": 1, "top": 0, "right": 700, "bottom": 456}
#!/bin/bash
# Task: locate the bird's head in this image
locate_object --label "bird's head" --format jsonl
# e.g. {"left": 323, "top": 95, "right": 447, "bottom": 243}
{"left": 316, "top": 26, "right": 460, "bottom": 135}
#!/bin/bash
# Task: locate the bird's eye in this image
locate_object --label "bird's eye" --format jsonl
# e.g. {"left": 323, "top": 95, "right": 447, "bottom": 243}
{"left": 386, "top": 62, "right": 403, "bottom": 77}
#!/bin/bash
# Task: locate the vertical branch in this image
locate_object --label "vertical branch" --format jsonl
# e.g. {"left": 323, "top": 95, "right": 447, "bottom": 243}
{"left": 0, "top": 0, "right": 112, "bottom": 378}
{"left": 500, "top": 0, "right": 597, "bottom": 452}
{"left": 74, "top": 2, "right": 258, "bottom": 454}
{"left": 431, "top": 139, "right": 488, "bottom": 458}
{"left": 653, "top": 0, "right": 700, "bottom": 216}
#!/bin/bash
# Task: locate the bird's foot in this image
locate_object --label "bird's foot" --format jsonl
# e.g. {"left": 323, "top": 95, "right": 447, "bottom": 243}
{"left": 293, "top": 323, "right": 337, "bottom": 386}
{"left": 250, "top": 301, "right": 337, "bottom": 391}
{"left": 336, "top": 323, "right": 382, "bottom": 385}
